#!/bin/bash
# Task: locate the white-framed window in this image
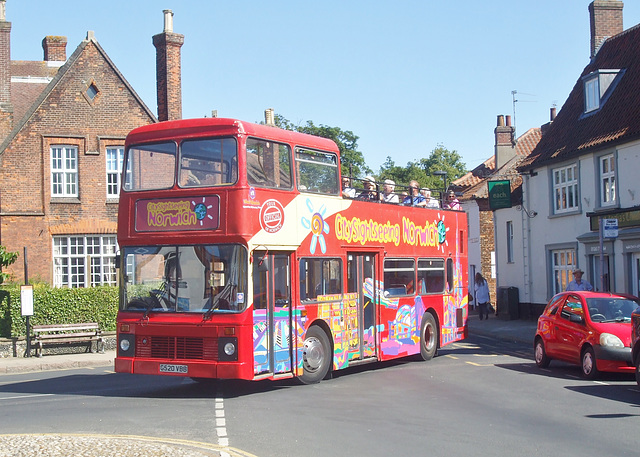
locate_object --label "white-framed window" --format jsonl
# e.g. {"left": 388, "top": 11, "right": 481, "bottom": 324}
{"left": 53, "top": 235, "right": 117, "bottom": 288}
{"left": 584, "top": 76, "right": 599, "bottom": 113}
{"left": 553, "top": 164, "right": 579, "bottom": 213}
{"left": 551, "top": 248, "right": 575, "bottom": 295}
{"left": 599, "top": 153, "right": 616, "bottom": 206}
{"left": 506, "top": 221, "right": 514, "bottom": 263}
{"left": 106, "top": 146, "right": 125, "bottom": 197}
{"left": 51, "top": 146, "right": 78, "bottom": 197}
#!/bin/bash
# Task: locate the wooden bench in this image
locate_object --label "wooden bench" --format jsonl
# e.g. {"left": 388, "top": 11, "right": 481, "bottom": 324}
{"left": 32, "top": 323, "right": 104, "bottom": 357}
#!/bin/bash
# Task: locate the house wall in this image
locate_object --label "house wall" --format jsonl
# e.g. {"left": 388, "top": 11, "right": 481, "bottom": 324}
{"left": 498, "top": 139, "right": 640, "bottom": 308}
{"left": 0, "top": 40, "right": 154, "bottom": 282}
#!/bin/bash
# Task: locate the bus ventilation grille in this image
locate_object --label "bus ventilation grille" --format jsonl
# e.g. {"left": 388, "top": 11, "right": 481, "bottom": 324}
{"left": 135, "top": 336, "right": 218, "bottom": 361}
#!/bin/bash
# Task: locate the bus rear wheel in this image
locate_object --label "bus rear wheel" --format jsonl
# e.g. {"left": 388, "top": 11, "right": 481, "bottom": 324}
{"left": 300, "top": 325, "right": 331, "bottom": 384}
{"left": 420, "top": 313, "right": 438, "bottom": 361}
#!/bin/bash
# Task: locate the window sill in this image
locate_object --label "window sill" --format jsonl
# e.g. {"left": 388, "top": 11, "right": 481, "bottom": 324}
{"left": 50, "top": 197, "right": 81, "bottom": 204}
{"left": 549, "top": 209, "right": 581, "bottom": 219}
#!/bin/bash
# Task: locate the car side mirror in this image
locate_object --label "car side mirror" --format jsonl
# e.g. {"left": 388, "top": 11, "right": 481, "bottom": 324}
{"left": 569, "top": 314, "right": 584, "bottom": 324}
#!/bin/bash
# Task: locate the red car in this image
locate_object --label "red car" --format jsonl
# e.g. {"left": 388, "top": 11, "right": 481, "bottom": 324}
{"left": 534, "top": 291, "right": 637, "bottom": 379}
{"left": 632, "top": 305, "right": 640, "bottom": 386}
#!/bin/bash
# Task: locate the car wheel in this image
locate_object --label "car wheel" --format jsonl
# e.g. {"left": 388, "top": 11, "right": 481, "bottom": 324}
{"left": 420, "top": 312, "right": 438, "bottom": 361}
{"left": 534, "top": 338, "right": 550, "bottom": 368}
{"left": 300, "top": 325, "right": 332, "bottom": 384}
{"left": 581, "top": 346, "right": 599, "bottom": 380}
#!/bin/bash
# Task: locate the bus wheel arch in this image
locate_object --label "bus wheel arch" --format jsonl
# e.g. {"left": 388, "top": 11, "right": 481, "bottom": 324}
{"left": 420, "top": 311, "right": 439, "bottom": 361}
{"left": 300, "top": 322, "right": 333, "bottom": 384}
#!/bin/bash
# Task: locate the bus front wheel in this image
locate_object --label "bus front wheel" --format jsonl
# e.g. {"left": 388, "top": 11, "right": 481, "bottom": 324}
{"left": 420, "top": 312, "right": 438, "bottom": 361}
{"left": 300, "top": 326, "right": 331, "bottom": 384}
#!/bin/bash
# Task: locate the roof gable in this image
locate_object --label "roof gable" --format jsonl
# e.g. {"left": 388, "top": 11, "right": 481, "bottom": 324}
{"left": 454, "top": 127, "right": 541, "bottom": 200}
{"left": 519, "top": 23, "right": 640, "bottom": 171}
{"left": 0, "top": 35, "right": 156, "bottom": 154}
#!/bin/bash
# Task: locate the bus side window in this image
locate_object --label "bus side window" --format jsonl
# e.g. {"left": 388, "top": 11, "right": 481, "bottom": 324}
{"left": 418, "top": 258, "right": 445, "bottom": 294}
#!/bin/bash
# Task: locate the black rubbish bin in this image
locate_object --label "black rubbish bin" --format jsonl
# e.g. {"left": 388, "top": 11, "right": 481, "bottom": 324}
{"left": 496, "top": 286, "right": 519, "bottom": 320}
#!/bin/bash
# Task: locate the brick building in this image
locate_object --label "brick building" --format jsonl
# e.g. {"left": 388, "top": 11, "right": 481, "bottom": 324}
{"left": 452, "top": 115, "right": 541, "bottom": 314}
{"left": 0, "top": 4, "right": 184, "bottom": 286}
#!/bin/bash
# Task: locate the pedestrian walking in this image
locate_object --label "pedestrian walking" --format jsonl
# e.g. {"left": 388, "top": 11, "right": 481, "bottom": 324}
{"left": 474, "top": 272, "right": 491, "bottom": 320}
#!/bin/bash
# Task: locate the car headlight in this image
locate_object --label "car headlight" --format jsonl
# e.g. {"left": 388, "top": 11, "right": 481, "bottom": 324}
{"left": 600, "top": 332, "right": 624, "bottom": 348}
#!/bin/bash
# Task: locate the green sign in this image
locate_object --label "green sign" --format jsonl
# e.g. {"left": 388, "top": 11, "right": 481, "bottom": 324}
{"left": 488, "top": 180, "right": 512, "bottom": 210}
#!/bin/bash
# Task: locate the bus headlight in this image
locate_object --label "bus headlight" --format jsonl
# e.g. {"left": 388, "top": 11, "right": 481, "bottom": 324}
{"left": 224, "top": 342, "right": 236, "bottom": 356}
{"left": 118, "top": 334, "right": 135, "bottom": 357}
{"left": 218, "top": 337, "right": 238, "bottom": 361}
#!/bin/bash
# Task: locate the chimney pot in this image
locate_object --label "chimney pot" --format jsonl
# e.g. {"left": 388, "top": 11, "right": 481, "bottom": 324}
{"left": 550, "top": 107, "right": 557, "bottom": 121}
{"left": 505, "top": 115, "right": 512, "bottom": 127}
{"left": 265, "top": 108, "right": 275, "bottom": 126}
{"left": 497, "top": 114, "right": 504, "bottom": 127}
{"left": 163, "top": 10, "right": 174, "bottom": 33}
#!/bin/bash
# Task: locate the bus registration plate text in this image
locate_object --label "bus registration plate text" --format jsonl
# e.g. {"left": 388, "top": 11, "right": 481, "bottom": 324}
{"left": 159, "top": 364, "right": 188, "bottom": 374}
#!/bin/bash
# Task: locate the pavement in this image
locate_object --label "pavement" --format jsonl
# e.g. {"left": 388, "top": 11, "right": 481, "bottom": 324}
{"left": 0, "top": 312, "right": 537, "bottom": 376}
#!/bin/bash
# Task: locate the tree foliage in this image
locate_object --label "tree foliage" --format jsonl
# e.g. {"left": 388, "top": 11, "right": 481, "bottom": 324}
{"left": 273, "top": 114, "right": 370, "bottom": 178}
{"left": 377, "top": 144, "right": 467, "bottom": 194}
{"left": 0, "top": 245, "right": 18, "bottom": 285}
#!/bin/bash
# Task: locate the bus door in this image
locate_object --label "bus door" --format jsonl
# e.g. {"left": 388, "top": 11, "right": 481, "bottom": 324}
{"left": 252, "top": 251, "right": 293, "bottom": 376}
{"left": 347, "top": 253, "right": 377, "bottom": 360}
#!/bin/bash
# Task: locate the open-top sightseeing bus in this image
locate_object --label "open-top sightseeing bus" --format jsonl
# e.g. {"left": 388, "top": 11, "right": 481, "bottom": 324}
{"left": 114, "top": 117, "right": 468, "bottom": 384}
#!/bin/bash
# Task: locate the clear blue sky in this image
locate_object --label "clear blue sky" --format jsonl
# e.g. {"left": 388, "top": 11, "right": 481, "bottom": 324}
{"left": 8, "top": 0, "right": 640, "bottom": 173}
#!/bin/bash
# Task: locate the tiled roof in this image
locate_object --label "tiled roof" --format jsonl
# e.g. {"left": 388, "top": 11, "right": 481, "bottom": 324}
{"left": 454, "top": 127, "right": 541, "bottom": 200}
{"left": 11, "top": 61, "right": 60, "bottom": 121}
{"left": 519, "top": 23, "right": 640, "bottom": 171}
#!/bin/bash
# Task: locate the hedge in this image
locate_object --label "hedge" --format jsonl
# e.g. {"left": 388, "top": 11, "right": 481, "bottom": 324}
{"left": 0, "top": 284, "right": 118, "bottom": 338}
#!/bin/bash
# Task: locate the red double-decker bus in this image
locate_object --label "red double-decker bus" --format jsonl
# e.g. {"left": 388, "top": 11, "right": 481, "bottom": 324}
{"left": 114, "top": 117, "right": 468, "bottom": 384}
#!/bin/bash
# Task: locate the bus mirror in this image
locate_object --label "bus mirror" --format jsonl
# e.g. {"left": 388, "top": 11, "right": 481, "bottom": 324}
{"left": 115, "top": 254, "right": 121, "bottom": 268}
{"left": 257, "top": 256, "right": 270, "bottom": 272}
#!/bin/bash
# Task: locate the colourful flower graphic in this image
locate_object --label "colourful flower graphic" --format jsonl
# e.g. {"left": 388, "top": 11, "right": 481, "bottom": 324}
{"left": 301, "top": 198, "right": 330, "bottom": 254}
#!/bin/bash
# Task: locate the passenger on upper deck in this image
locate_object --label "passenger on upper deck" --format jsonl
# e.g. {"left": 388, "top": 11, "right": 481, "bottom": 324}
{"left": 444, "top": 190, "right": 461, "bottom": 210}
{"left": 380, "top": 179, "right": 399, "bottom": 203}
{"left": 342, "top": 177, "right": 356, "bottom": 198}
{"left": 357, "top": 176, "right": 379, "bottom": 201}
{"left": 421, "top": 188, "right": 440, "bottom": 208}
{"left": 402, "top": 180, "right": 426, "bottom": 206}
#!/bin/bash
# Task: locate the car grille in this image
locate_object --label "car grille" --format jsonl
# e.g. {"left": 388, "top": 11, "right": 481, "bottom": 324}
{"left": 135, "top": 336, "right": 218, "bottom": 361}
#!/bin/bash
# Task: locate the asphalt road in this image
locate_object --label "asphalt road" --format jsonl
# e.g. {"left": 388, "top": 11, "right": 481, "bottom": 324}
{"left": 0, "top": 334, "right": 638, "bottom": 457}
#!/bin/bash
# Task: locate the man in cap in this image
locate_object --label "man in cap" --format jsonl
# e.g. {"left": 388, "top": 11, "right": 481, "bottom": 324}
{"left": 380, "top": 179, "right": 399, "bottom": 203}
{"left": 566, "top": 268, "right": 594, "bottom": 291}
{"left": 357, "top": 175, "right": 378, "bottom": 201}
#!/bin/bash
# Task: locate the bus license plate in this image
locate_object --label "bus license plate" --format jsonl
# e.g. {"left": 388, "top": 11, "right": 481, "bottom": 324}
{"left": 159, "top": 364, "right": 188, "bottom": 374}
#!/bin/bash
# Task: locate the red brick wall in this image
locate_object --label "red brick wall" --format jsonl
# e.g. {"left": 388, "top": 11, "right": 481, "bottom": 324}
{"left": 477, "top": 199, "right": 497, "bottom": 303}
{"left": 0, "top": 40, "right": 155, "bottom": 282}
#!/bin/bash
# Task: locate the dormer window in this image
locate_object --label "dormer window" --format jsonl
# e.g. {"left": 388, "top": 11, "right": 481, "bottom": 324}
{"left": 582, "top": 69, "right": 624, "bottom": 114}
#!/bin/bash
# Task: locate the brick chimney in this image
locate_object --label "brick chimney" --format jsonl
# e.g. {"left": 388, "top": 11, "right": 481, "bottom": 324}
{"left": 42, "top": 36, "right": 67, "bottom": 62}
{"left": 494, "top": 115, "right": 516, "bottom": 170}
{"left": 589, "top": 0, "right": 623, "bottom": 58}
{"left": 0, "top": 0, "right": 13, "bottom": 140}
{"left": 153, "top": 9, "right": 184, "bottom": 122}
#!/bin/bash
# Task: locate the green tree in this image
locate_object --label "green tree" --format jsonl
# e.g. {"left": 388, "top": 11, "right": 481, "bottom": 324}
{"left": 273, "top": 114, "right": 370, "bottom": 178}
{"left": 377, "top": 144, "right": 467, "bottom": 194}
{"left": 0, "top": 245, "right": 18, "bottom": 284}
